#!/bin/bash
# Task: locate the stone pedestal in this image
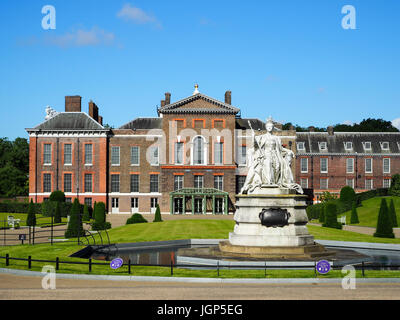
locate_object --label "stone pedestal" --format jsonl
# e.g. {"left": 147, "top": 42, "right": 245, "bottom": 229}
{"left": 228, "top": 187, "right": 314, "bottom": 247}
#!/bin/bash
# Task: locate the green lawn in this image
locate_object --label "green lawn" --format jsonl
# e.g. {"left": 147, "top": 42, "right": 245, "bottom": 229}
{"left": 340, "top": 196, "right": 400, "bottom": 228}
{"left": 0, "top": 213, "right": 68, "bottom": 227}
{"left": 1, "top": 220, "right": 400, "bottom": 278}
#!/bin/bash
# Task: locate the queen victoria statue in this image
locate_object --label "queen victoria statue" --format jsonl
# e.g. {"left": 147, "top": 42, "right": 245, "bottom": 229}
{"left": 240, "top": 117, "right": 303, "bottom": 195}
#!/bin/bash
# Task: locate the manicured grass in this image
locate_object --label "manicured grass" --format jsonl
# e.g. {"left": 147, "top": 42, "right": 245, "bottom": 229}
{"left": 340, "top": 196, "right": 400, "bottom": 228}
{"left": 0, "top": 213, "right": 68, "bottom": 227}
{"left": 1, "top": 220, "right": 400, "bottom": 278}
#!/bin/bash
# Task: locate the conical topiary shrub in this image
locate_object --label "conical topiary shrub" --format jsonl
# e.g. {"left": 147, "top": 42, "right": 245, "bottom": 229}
{"left": 92, "top": 202, "right": 111, "bottom": 230}
{"left": 54, "top": 201, "right": 62, "bottom": 224}
{"left": 374, "top": 198, "right": 395, "bottom": 238}
{"left": 389, "top": 199, "right": 398, "bottom": 228}
{"left": 350, "top": 202, "right": 359, "bottom": 224}
{"left": 153, "top": 204, "right": 163, "bottom": 222}
{"left": 65, "top": 198, "right": 85, "bottom": 238}
{"left": 322, "top": 201, "right": 342, "bottom": 229}
{"left": 82, "top": 204, "right": 90, "bottom": 222}
{"left": 26, "top": 199, "right": 36, "bottom": 227}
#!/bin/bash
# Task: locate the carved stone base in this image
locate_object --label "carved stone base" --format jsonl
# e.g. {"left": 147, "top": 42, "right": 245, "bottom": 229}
{"left": 219, "top": 241, "right": 335, "bottom": 259}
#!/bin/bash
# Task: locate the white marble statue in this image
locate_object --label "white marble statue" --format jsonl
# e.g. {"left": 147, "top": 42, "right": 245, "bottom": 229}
{"left": 240, "top": 117, "right": 303, "bottom": 194}
{"left": 45, "top": 106, "right": 59, "bottom": 120}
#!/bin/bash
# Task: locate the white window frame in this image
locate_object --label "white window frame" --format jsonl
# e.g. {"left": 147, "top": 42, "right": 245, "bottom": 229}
{"left": 365, "top": 179, "right": 373, "bottom": 190}
{"left": 150, "top": 174, "right": 159, "bottom": 193}
{"left": 381, "top": 142, "right": 390, "bottom": 151}
{"left": 300, "top": 158, "right": 308, "bottom": 173}
{"left": 297, "top": 142, "right": 305, "bottom": 151}
{"left": 363, "top": 141, "right": 372, "bottom": 151}
{"left": 130, "top": 146, "right": 140, "bottom": 166}
{"left": 320, "top": 158, "right": 328, "bottom": 173}
{"left": 64, "top": 144, "right": 72, "bottom": 165}
{"left": 383, "top": 158, "right": 390, "bottom": 174}
{"left": 300, "top": 178, "right": 308, "bottom": 189}
{"left": 346, "top": 158, "right": 354, "bottom": 174}
{"left": 346, "top": 178, "right": 354, "bottom": 189}
{"left": 214, "top": 142, "right": 224, "bottom": 165}
{"left": 194, "top": 175, "right": 204, "bottom": 189}
{"left": 320, "top": 178, "right": 329, "bottom": 190}
{"left": 175, "top": 142, "right": 184, "bottom": 165}
{"left": 238, "top": 145, "right": 247, "bottom": 166}
{"left": 319, "top": 142, "right": 327, "bottom": 151}
{"left": 214, "top": 175, "right": 224, "bottom": 191}
{"left": 43, "top": 144, "right": 52, "bottom": 165}
{"left": 43, "top": 173, "right": 52, "bottom": 193}
{"left": 111, "top": 174, "right": 120, "bottom": 193}
{"left": 174, "top": 175, "right": 184, "bottom": 191}
{"left": 383, "top": 179, "right": 391, "bottom": 188}
{"left": 365, "top": 158, "right": 373, "bottom": 173}
{"left": 64, "top": 173, "right": 72, "bottom": 193}
{"left": 149, "top": 146, "right": 159, "bottom": 166}
{"left": 131, "top": 198, "right": 139, "bottom": 213}
{"left": 85, "top": 144, "right": 93, "bottom": 165}
{"left": 344, "top": 142, "right": 353, "bottom": 151}
{"left": 130, "top": 174, "right": 140, "bottom": 193}
{"left": 111, "top": 198, "right": 119, "bottom": 214}
{"left": 111, "top": 146, "right": 120, "bottom": 166}
{"left": 192, "top": 136, "right": 207, "bottom": 165}
{"left": 84, "top": 173, "right": 93, "bottom": 193}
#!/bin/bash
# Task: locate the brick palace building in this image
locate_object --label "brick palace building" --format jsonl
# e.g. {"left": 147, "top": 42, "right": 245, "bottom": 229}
{"left": 26, "top": 86, "right": 400, "bottom": 214}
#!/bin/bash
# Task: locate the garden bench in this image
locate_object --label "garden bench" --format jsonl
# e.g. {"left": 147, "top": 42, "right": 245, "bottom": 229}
{"left": 7, "top": 216, "right": 21, "bottom": 229}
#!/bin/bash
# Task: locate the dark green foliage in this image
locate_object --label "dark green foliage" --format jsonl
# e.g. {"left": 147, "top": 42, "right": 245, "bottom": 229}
{"left": 65, "top": 199, "right": 85, "bottom": 238}
{"left": 82, "top": 204, "right": 90, "bottom": 222}
{"left": 389, "top": 174, "right": 400, "bottom": 197}
{"left": 318, "top": 205, "right": 325, "bottom": 223}
{"left": 322, "top": 201, "right": 342, "bottom": 229}
{"left": 389, "top": 199, "right": 398, "bottom": 228}
{"left": 54, "top": 201, "right": 62, "bottom": 224}
{"left": 334, "top": 118, "right": 399, "bottom": 132}
{"left": 0, "top": 138, "right": 29, "bottom": 197}
{"left": 91, "top": 202, "right": 111, "bottom": 231}
{"left": 26, "top": 199, "right": 36, "bottom": 227}
{"left": 306, "top": 203, "right": 324, "bottom": 220}
{"left": 49, "top": 191, "right": 65, "bottom": 203}
{"left": 41, "top": 201, "right": 56, "bottom": 217}
{"left": 153, "top": 204, "right": 163, "bottom": 222}
{"left": 374, "top": 198, "right": 395, "bottom": 238}
{"left": 340, "top": 186, "right": 356, "bottom": 204}
{"left": 350, "top": 202, "right": 359, "bottom": 224}
{"left": 126, "top": 213, "right": 148, "bottom": 225}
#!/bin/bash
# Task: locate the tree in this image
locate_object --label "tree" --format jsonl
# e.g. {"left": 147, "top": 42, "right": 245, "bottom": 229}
{"left": 322, "top": 201, "right": 342, "bottom": 229}
{"left": 319, "top": 205, "right": 325, "bottom": 223}
{"left": 320, "top": 191, "right": 338, "bottom": 203}
{"left": 389, "top": 174, "right": 400, "bottom": 197}
{"left": 389, "top": 199, "right": 398, "bottom": 228}
{"left": 340, "top": 186, "right": 356, "bottom": 204}
{"left": 92, "top": 202, "right": 111, "bottom": 230}
{"left": 374, "top": 198, "right": 395, "bottom": 238}
{"left": 65, "top": 199, "right": 85, "bottom": 238}
{"left": 26, "top": 199, "right": 36, "bottom": 227}
{"left": 82, "top": 204, "right": 90, "bottom": 222}
{"left": 49, "top": 190, "right": 65, "bottom": 203}
{"left": 54, "top": 201, "right": 62, "bottom": 224}
{"left": 350, "top": 202, "right": 359, "bottom": 224}
{"left": 153, "top": 204, "right": 163, "bottom": 222}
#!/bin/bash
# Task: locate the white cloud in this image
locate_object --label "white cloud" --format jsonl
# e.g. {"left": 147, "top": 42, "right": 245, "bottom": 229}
{"left": 342, "top": 120, "right": 353, "bottom": 126}
{"left": 117, "top": 4, "right": 161, "bottom": 28}
{"left": 43, "top": 27, "right": 115, "bottom": 48}
{"left": 392, "top": 118, "right": 400, "bottom": 130}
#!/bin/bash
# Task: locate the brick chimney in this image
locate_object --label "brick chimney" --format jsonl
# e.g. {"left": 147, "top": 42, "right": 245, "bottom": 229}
{"left": 308, "top": 126, "right": 315, "bottom": 132}
{"left": 65, "top": 96, "right": 82, "bottom": 112}
{"left": 327, "top": 126, "right": 334, "bottom": 136}
{"left": 89, "top": 100, "right": 99, "bottom": 122}
{"left": 275, "top": 123, "right": 283, "bottom": 130}
{"left": 98, "top": 115, "right": 103, "bottom": 126}
{"left": 225, "top": 91, "right": 232, "bottom": 105}
{"left": 161, "top": 100, "right": 166, "bottom": 108}
{"left": 165, "top": 93, "right": 171, "bottom": 105}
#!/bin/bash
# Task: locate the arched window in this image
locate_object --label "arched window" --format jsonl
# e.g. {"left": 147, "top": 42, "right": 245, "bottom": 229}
{"left": 193, "top": 136, "right": 205, "bottom": 165}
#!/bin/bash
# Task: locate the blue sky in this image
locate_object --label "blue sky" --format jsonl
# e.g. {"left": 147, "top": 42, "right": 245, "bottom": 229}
{"left": 1, "top": 0, "right": 399, "bottom": 139}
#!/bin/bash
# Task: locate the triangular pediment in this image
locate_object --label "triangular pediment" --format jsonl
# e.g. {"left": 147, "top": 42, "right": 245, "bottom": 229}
{"left": 159, "top": 93, "right": 240, "bottom": 115}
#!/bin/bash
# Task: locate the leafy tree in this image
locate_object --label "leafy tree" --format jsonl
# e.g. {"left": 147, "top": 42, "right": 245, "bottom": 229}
{"left": 340, "top": 186, "right": 356, "bottom": 204}
{"left": 319, "top": 205, "right": 325, "bottom": 223}
{"left": 389, "top": 174, "right": 400, "bottom": 197}
{"left": 319, "top": 191, "right": 338, "bottom": 203}
{"left": 389, "top": 199, "right": 398, "bottom": 228}
{"left": 65, "top": 199, "right": 85, "bottom": 238}
{"left": 374, "top": 198, "right": 395, "bottom": 238}
{"left": 153, "top": 204, "right": 163, "bottom": 222}
{"left": 334, "top": 118, "right": 399, "bottom": 132}
{"left": 350, "top": 202, "right": 359, "bottom": 224}
{"left": 54, "top": 201, "right": 62, "bottom": 223}
{"left": 26, "top": 199, "right": 36, "bottom": 227}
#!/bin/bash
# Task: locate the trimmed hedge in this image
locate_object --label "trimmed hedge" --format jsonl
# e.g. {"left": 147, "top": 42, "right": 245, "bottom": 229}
{"left": 153, "top": 204, "right": 163, "bottom": 222}
{"left": 350, "top": 202, "right": 359, "bottom": 224}
{"left": 340, "top": 186, "right": 356, "bottom": 204}
{"left": 65, "top": 199, "right": 85, "bottom": 238}
{"left": 322, "top": 201, "right": 342, "bottom": 229}
{"left": 126, "top": 214, "right": 148, "bottom": 225}
{"left": 374, "top": 198, "right": 395, "bottom": 238}
{"left": 91, "top": 202, "right": 111, "bottom": 231}
{"left": 49, "top": 190, "right": 66, "bottom": 203}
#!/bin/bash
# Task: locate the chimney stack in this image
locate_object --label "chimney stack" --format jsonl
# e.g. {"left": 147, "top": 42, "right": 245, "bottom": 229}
{"left": 161, "top": 100, "right": 166, "bottom": 108}
{"left": 308, "top": 126, "right": 315, "bottom": 132}
{"left": 327, "top": 126, "right": 334, "bottom": 136}
{"left": 89, "top": 100, "right": 99, "bottom": 122}
{"left": 165, "top": 92, "right": 171, "bottom": 105}
{"left": 65, "top": 96, "right": 82, "bottom": 112}
{"left": 98, "top": 115, "right": 103, "bottom": 126}
{"left": 225, "top": 91, "right": 232, "bottom": 105}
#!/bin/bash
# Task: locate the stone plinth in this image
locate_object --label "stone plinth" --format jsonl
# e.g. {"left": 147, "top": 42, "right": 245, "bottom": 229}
{"left": 227, "top": 187, "right": 314, "bottom": 248}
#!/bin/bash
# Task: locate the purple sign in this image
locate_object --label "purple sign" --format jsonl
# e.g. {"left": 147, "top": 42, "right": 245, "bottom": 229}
{"left": 316, "top": 260, "right": 331, "bottom": 274}
{"left": 110, "top": 258, "right": 124, "bottom": 270}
